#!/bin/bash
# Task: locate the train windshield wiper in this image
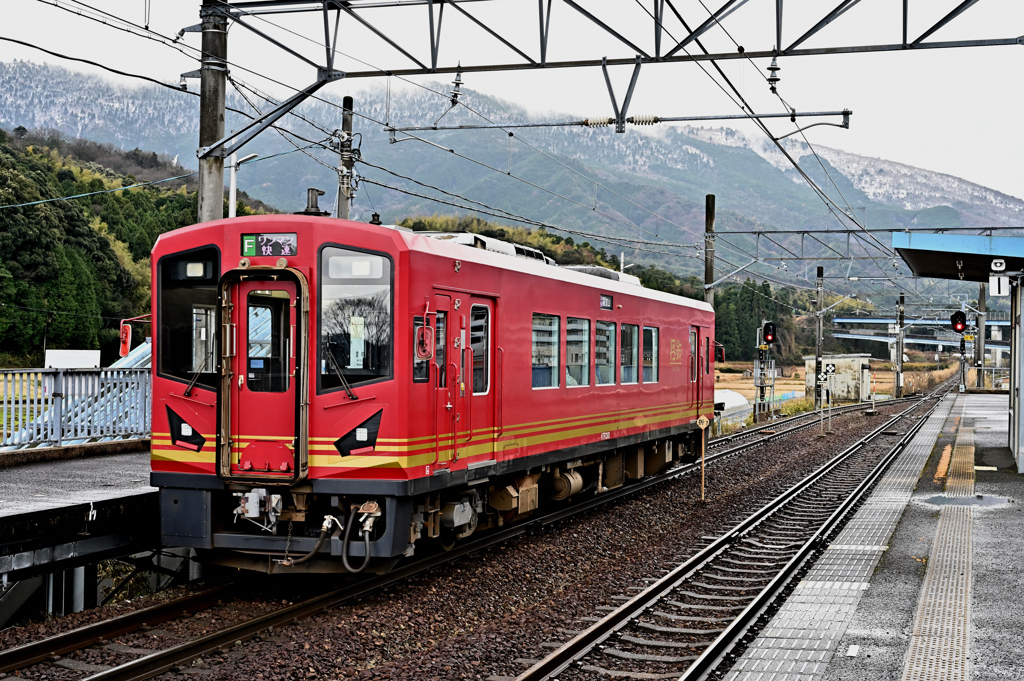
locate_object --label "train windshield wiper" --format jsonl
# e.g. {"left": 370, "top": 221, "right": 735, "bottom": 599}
{"left": 323, "top": 341, "right": 358, "bottom": 401}
{"left": 184, "top": 352, "right": 208, "bottom": 397}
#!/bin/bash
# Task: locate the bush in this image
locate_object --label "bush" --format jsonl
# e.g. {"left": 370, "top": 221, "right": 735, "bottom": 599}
{"left": 780, "top": 397, "right": 815, "bottom": 416}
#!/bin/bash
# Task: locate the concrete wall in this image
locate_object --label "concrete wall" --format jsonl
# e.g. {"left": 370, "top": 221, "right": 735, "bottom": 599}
{"left": 804, "top": 354, "right": 872, "bottom": 402}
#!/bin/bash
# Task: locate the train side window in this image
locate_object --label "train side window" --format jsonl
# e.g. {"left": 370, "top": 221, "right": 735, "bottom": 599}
{"left": 413, "top": 316, "right": 429, "bottom": 383}
{"left": 436, "top": 313, "right": 447, "bottom": 387}
{"left": 704, "top": 336, "right": 710, "bottom": 375}
{"left": 620, "top": 324, "right": 639, "bottom": 384}
{"left": 566, "top": 318, "right": 590, "bottom": 387}
{"left": 246, "top": 290, "right": 289, "bottom": 392}
{"left": 532, "top": 313, "right": 560, "bottom": 389}
{"left": 158, "top": 246, "right": 219, "bottom": 390}
{"left": 690, "top": 328, "right": 698, "bottom": 382}
{"left": 471, "top": 306, "right": 489, "bottom": 394}
{"left": 319, "top": 246, "right": 393, "bottom": 392}
{"left": 643, "top": 327, "right": 659, "bottom": 383}
{"left": 192, "top": 305, "right": 216, "bottom": 375}
{"left": 595, "top": 320, "right": 616, "bottom": 385}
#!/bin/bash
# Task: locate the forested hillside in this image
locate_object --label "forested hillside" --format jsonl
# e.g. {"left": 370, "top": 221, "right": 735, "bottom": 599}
{"left": 0, "top": 128, "right": 266, "bottom": 364}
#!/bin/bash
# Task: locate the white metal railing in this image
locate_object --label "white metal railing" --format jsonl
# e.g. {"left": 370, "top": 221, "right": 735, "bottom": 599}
{"left": 968, "top": 367, "right": 1010, "bottom": 390}
{"left": 0, "top": 368, "right": 151, "bottom": 449}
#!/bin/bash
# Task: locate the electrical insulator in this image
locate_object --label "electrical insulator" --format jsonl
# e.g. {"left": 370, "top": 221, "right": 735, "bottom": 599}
{"left": 630, "top": 115, "right": 658, "bottom": 125}
{"left": 950, "top": 310, "right": 966, "bottom": 333}
{"left": 762, "top": 322, "right": 776, "bottom": 344}
{"left": 584, "top": 117, "right": 613, "bottom": 127}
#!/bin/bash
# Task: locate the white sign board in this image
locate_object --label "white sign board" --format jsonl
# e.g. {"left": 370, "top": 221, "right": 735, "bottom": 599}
{"left": 990, "top": 275, "right": 1010, "bottom": 297}
{"left": 45, "top": 350, "right": 101, "bottom": 369}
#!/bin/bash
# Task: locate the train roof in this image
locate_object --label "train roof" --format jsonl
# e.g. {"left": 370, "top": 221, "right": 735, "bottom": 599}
{"left": 398, "top": 228, "right": 711, "bottom": 313}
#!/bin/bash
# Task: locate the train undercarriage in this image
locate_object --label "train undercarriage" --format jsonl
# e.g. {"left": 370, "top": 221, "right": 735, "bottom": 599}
{"left": 174, "top": 430, "right": 704, "bottom": 575}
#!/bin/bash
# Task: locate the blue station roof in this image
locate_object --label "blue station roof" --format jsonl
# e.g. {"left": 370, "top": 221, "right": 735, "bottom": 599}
{"left": 893, "top": 232, "right": 1024, "bottom": 282}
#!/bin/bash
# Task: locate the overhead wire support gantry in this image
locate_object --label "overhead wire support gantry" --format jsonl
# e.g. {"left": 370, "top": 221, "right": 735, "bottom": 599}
{"left": 223, "top": 0, "right": 1023, "bottom": 80}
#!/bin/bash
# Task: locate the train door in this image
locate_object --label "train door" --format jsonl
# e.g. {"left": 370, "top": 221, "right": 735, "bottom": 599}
{"left": 226, "top": 280, "right": 298, "bottom": 478}
{"left": 433, "top": 294, "right": 454, "bottom": 470}
{"left": 690, "top": 326, "right": 701, "bottom": 415}
{"left": 463, "top": 298, "right": 495, "bottom": 462}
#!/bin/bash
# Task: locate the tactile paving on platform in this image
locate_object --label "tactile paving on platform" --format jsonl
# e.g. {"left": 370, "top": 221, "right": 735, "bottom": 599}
{"left": 724, "top": 396, "right": 955, "bottom": 681}
{"left": 899, "top": 423, "right": 974, "bottom": 681}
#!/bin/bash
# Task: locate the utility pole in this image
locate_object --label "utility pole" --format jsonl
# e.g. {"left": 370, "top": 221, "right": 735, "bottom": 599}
{"left": 335, "top": 95, "right": 355, "bottom": 220}
{"left": 895, "top": 293, "right": 904, "bottom": 398}
{"left": 815, "top": 266, "right": 823, "bottom": 410}
{"left": 197, "top": 0, "right": 228, "bottom": 224}
{"left": 977, "top": 283, "right": 986, "bottom": 387}
{"left": 705, "top": 194, "right": 716, "bottom": 308}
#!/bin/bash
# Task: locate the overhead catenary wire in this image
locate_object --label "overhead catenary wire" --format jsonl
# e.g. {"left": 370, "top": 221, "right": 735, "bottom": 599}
{"left": 682, "top": 0, "right": 894, "bottom": 256}
{"left": 359, "top": 177, "right": 702, "bottom": 260}
{"left": 47, "top": 0, "right": 715, "bottom": 265}
{"left": 45, "top": 0, "right": 780, "bottom": 286}
{"left": 210, "top": 0, "right": 766, "bottom": 264}
{"left": 45, "top": 0, "right": 894, "bottom": 303}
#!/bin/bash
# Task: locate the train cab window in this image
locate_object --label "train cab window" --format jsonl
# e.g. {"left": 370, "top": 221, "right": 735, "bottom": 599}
{"left": 246, "top": 291, "right": 289, "bottom": 392}
{"left": 532, "top": 313, "right": 560, "bottom": 389}
{"left": 620, "top": 324, "right": 639, "bottom": 384}
{"left": 158, "top": 246, "right": 219, "bottom": 390}
{"left": 413, "top": 316, "right": 429, "bottom": 383}
{"left": 319, "top": 247, "right": 393, "bottom": 392}
{"left": 643, "top": 327, "right": 659, "bottom": 383}
{"left": 595, "top": 320, "right": 616, "bottom": 385}
{"left": 690, "top": 329, "right": 698, "bottom": 382}
{"left": 566, "top": 318, "right": 590, "bottom": 387}
{"left": 471, "top": 306, "right": 489, "bottom": 394}
{"left": 704, "top": 336, "right": 710, "bottom": 375}
{"left": 436, "top": 313, "right": 447, "bottom": 387}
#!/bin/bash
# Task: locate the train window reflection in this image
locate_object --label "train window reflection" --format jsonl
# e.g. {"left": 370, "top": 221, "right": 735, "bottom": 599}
{"left": 643, "top": 327, "right": 659, "bottom": 383}
{"left": 247, "top": 291, "right": 289, "bottom": 392}
{"left": 532, "top": 313, "right": 560, "bottom": 389}
{"left": 413, "top": 317, "right": 429, "bottom": 383}
{"left": 566, "top": 318, "right": 590, "bottom": 386}
{"left": 319, "top": 246, "right": 393, "bottom": 392}
{"left": 471, "top": 306, "right": 489, "bottom": 394}
{"left": 436, "top": 312, "right": 447, "bottom": 387}
{"left": 595, "top": 321, "right": 616, "bottom": 385}
{"left": 158, "top": 246, "right": 219, "bottom": 390}
{"left": 621, "top": 324, "right": 639, "bottom": 384}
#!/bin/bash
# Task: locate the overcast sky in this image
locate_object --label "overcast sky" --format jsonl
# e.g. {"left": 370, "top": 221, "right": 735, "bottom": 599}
{"left": 4, "top": 1, "right": 1023, "bottom": 200}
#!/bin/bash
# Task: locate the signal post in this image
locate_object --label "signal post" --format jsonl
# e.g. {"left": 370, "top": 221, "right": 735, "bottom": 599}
{"left": 753, "top": 321, "right": 777, "bottom": 423}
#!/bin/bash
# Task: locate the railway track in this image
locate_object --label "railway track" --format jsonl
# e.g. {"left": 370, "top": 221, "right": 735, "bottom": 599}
{"left": 515, "top": 389, "right": 947, "bottom": 681}
{"left": 0, "top": 388, "right": 947, "bottom": 681}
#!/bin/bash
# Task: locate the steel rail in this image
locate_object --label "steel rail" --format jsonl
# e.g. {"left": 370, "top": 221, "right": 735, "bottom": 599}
{"left": 47, "top": 384, "right": 944, "bottom": 681}
{"left": 0, "top": 585, "right": 231, "bottom": 673}
{"left": 516, "top": 391, "right": 943, "bottom": 680}
{"left": 709, "top": 393, "right": 924, "bottom": 448}
{"left": 679, "top": 392, "right": 945, "bottom": 680}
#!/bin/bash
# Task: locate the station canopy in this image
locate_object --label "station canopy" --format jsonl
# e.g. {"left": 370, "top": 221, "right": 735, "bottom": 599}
{"left": 893, "top": 232, "right": 1024, "bottom": 282}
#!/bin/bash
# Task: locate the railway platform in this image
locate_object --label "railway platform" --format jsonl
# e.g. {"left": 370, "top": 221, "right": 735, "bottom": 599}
{"left": 726, "top": 391, "right": 1022, "bottom": 681}
{"left": 0, "top": 451, "right": 157, "bottom": 624}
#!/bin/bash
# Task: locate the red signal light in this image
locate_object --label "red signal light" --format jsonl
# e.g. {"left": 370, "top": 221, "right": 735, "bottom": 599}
{"left": 950, "top": 311, "right": 967, "bottom": 333}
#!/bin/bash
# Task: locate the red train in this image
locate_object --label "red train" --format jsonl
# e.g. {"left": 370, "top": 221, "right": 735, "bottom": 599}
{"left": 150, "top": 213, "right": 715, "bottom": 573}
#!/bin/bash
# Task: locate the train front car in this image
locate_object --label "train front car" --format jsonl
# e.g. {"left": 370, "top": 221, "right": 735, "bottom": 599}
{"left": 151, "top": 215, "right": 715, "bottom": 574}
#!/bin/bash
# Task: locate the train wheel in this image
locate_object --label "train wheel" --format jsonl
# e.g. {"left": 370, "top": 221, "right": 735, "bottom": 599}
{"left": 438, "top": 526, "right": 458, "bottom": 552}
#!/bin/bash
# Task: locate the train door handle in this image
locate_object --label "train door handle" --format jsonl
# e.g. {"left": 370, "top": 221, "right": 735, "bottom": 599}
{"left": 238, "top": 376, "right": 243, "bottom": 389}
{"left": 445, "top": 402, "right": 453, "bottom": 410}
